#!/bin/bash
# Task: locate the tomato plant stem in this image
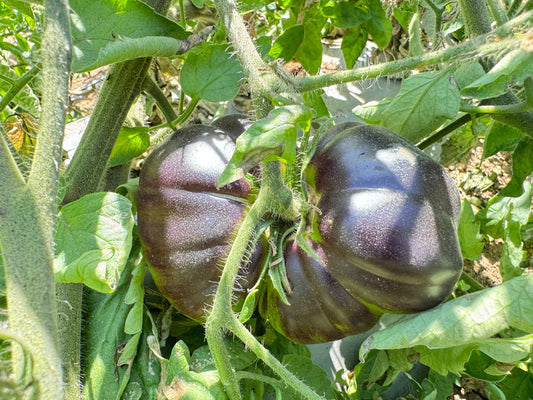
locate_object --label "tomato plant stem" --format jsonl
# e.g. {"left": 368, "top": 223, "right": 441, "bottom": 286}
{"left": 461, "top": 102, "right": 531, "bottom": 114}
{"left": 206, "top": 161, "right": 318, "bottom": 399}
{"left": 0, "top": 0, "right": 71, "bottom": 398}
{"left": 143, "top": 76, "right": 178, "bottom": 129}
{"left": 62, "top": 58, "right": 152, "bottom": 204}
{"left": 229, "top": 317, "right": 326, "bottom": 400}
{"left": 212, "top": 0, "right": 293, "bottom": 117}
{"left": 294, "top": 9, "right": 532, "bottom": 93}
{"left": 485, "top": 0, "right": 509, "bottom": 26}
{"left": 458, "top": 0, "right": 492, "bottom": 36}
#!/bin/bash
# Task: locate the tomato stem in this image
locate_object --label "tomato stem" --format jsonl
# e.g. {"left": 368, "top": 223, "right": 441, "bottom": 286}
{"left": 206, "top": 161, "right": 319, "bottom": 400}
{"left": 294, "top": 9, "right": 532, "bottom": 93}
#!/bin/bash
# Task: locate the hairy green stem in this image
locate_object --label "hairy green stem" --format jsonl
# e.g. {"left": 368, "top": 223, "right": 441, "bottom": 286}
{"left": 296, "top": 35, "right": 519, "bottom": 93}
{"left": 230, "top": 317, "right": 325, "bottom": 400}
{"left": 458, "top": 0, "right": 492, "bottom": 35}
{"left": 236, "top": 370, "right": 284, "bottom": 391}
{"left": 62, "top": 58, "right": 152, "bottom": 203}
{"left": 57, "top": 60, "right": 151, "bottom": 398}
{"left": 212, "top": 0, "right": 290, "bottom": 117}
{"left": 206, "top": 162, "right": 313, "bottom": 399}
{"left": 485, "top": 0, "right": 509, "bottom": 25}
{"left": 458, "top": 2, "right": 533, "bottom": 139}
{"left": 0, "top": 0, "right": 72, "bottom": 398}
{"left": 56, "top": 282, "right": 83, "bottom": 400}
{"left": 423, "top": 0, "right": 443, "bottom": 33}
{"left": 0, "top": 65, "right": 40, "bottom": 113}
{"left": 295, "top": 10, "right": 532, "bottom": 93}
{"left": 30, "top": 1, "right": 73, "bottom": 397}
{"left": 205, "top": 201, "right": 260, "bottom": 399}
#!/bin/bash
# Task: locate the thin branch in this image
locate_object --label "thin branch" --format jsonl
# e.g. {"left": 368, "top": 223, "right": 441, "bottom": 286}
{"left": 294, "top": 9, "right": 533, "bottom": 93}
{"left": 461, "top": 102, "right": 531, "bottom": 114}
{"left": 143, "top": 76, "right": 178, "bottom": 128}
{"left": 485, "top": 0, "right": 509, "bottom": 25}
{"left": 212, "top": 0, "right": 290, "bottom": 117}
{"left": 28, "top": 2, "right": 71, "bottom": 226}
{"left": 458, "top": 0, "right": 492, "bottom": 35}
{"left": 417, "top": 114, "right": 472, "bottom": 150}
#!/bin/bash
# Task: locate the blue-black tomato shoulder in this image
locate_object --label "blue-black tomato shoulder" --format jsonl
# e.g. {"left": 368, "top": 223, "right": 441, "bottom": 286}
{"left": 262, "top": 123, "right": 463, "bottom": 343}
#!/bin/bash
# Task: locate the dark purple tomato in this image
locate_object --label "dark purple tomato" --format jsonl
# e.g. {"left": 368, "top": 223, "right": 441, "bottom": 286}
{"left": 137, "top": 115, "right": 262, "bottom": 321}
{"left": 263, "top": 123, "right": 463, "bottom": 343}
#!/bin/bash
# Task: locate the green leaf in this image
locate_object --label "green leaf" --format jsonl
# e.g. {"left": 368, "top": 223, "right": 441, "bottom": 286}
{"left": 408, "top": 13, "right": 424, "bottom": 57}
{"left": 180, "top": 44, "right": 244, "bottom": 102}
{"left": 163, "top": 341, "right": 227, "bottom": 399}
{"left": 125, "top": 312, "right": 163, "bottom": 400}
{"left": 478, "top": 180, "right": 532, "bottom": 239}
{"left": 282, "top": 354, "right": 337, "bottom": 399}
{"left": 108, "top": 126, "right": 151, "bottom": 168}
{"left": 296, "top": 22, "right": 323, "bottom": 75}
{"left": 439, "top": 117, "right": 488, "bottom": 166}
{"left": 54, "top": 192, "right": 134, "bottom": 293}
{"left": 482, "top": 121, "right": 524, "bottom": 160}
{"left": 269, "top": 11, "right": 324, "bottom": 76}
{"left": 500, "top": 218, "right": 526, "bottom": 281}
{"left": 352, "top": 98, "right": 393, "bottom": 123}
{"left": 365, "top": 0, "right": 392, "bottom": 48}
{"left": 268, "top": 259, "right": 291, "bottom": 306}
{"left": 453, "top": 62, "right": 486, "bottom": 90}
{"left": 269, "top": 24, "right": 304, "bottom": 62}
{"left": 341, "top": 26, "right": 368, "bottom": 69}
{"left": 321, "top": 1, "right": 369, "bottom": 28}
{"left": 238, "top": 289, "right": 258, "bottom": 323}
{"left": 117, "top": 177, "right": 140, "bottom": 214}
{"left": 392, "top": 2, "right": 417, "bottom": 31}
{"left": 82, "top": 245, "right": 143, "bottom": 400}
{"left": 303, "top": 90, "right": 330, "bottom": 118}
{"left": 458, "top": 199, "right": 484, "bottom": 261}
{"left": 464, "top": 350, "right": 508, "bottom": 382}
{"left": 216, "top": 105, "right": 313, "bottom": 187}
{"left": 498, "top": 367, "right": 533, "bottom": 400}
{"left": 499, "top": 137, "right": 533, "bottom": 197}
{"left": 70, "top": 0, "right": 189, "bottom": 72}
{"left": 361, "top": 274, "right": 533, "bottom": 372}
{"left": 2, "top": 0, "right": 36, "bottom": 19}
{"left": 0, "top": 65, "right": 40, "bottom": 116}
{"left": 485, "top": 382, "right": 506, "bottom": 400}
{"left": 380, "top": 71, "right": 461, "bottom": 143}
{"left": 124, "top": 260, "right": 146, "bottom": 335}
{"left": 462, "top": 48, "right": 533, "bottom": 99}
{"left": 190, "top": 338, "right": 256, "bottom": 373}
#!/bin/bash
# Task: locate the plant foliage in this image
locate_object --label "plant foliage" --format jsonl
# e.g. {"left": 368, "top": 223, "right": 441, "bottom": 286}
{"left": 0, "top": 0, "right": 532, "bottom": 399}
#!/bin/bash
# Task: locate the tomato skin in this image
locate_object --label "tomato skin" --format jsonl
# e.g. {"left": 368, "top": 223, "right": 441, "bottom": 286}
{"left": 265, "top": 123, "right": 463, "bottom": 343}
{"left": 262, "top": 240, "right": 380, "bottom": 344}
{"left": 137, "top": 115, "right": 261, "bottom": 321}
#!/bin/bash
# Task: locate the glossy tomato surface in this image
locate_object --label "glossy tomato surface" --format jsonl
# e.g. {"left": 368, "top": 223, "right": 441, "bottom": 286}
{"left": 137, "top": 115, "right": 261, "bottom": 321}
{"left": 264, "top": 123, "right": 463, "bottom": 343}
